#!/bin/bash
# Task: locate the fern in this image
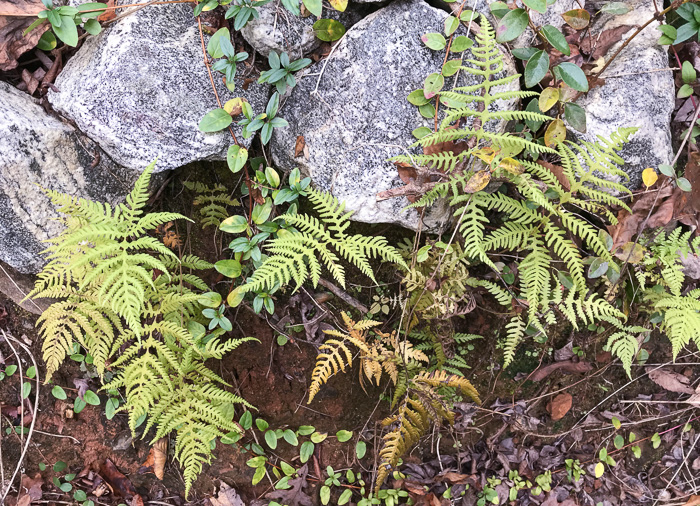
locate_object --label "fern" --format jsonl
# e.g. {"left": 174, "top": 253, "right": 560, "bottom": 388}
{"left": 234, "top": 188, "right": 406, "bottom": 298}
{"left": 184, "top": 181, "right": 240, "bottom": 228}
{"left": 27, "top": 162, "right": 255, "bottom": 497}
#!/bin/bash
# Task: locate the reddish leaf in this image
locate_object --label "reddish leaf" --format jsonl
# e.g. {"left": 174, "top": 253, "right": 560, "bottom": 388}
{"left": 547, "top": 392, "right": 573, "bottom": 421}
{"left": 99, "top": 459, "right": 143, "bottom": 502}
{"left": 579, "top": 25, "right": 635, "bottom": 59}
{"left": 97, "top": 0, "right": 116, "bottom": 22}
{"left": 531, "top": 360, "right": 593, "bottom": 381}
{"left": 294, "top": 135, "right": 306, "bottom": 158}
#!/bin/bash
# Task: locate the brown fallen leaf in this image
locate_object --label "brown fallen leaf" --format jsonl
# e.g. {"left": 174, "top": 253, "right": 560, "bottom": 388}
{"left": 0, "top": 0, "right": 49, "bottom": 71}
{"left": 683, "top": 496, "right": 700, "bottom": 506}
{"left": 537, "top": 160, "right": 571, "bottom": 191}
{"left": 646, "top": 367, "right": 695, "bottom": 394}
{"left": 547, "top": 392, "right": 573, "bottom": 421}
{"left": 210, "top": 483, "right": 245, "bottom": 506}
{"left": 99, "top": 459, "right": 143, "bottom": 503}
{"left": 294, "top": 135, "right": 306, "bottom": 158}
{"left": 530, "top": 360, "right": 593, "bottom": 381}
{"left": 15, "top": 473, "right": 43, "bottom": 506}
{"left": 153, "top": 437, "right": 167, "bottom": 480}
{"left": 97, "top": 0, "right": 116, "bottom": 22}
{"left": 579, "top": 25, "right": 635, "bottom": 60}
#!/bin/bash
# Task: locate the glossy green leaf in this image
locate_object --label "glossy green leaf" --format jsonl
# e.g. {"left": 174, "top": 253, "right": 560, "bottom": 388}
{"left": 511, "top": 46, "right": 539, "bottom": 60}
{"left": 555, "top": 62, "right": 589, "bottom": 92}
{"left": 495, "top": 8, "right": 528, "bottom": 43}
{"left": 541, "top": 25, "right": 570, "bottom": 55}
{"left": 227, "top": 145, "right": 248, "bottom": 173}
{"left": 683, "top": 60, "right": 697, "bottom": 84}
{"left": 525, "top": 98, "right": 544, "bottom": 132}
{"left": 199, "top": 109, "right": 232, "bottom": 132}
{"left": 283, "top": 429, "right": 298, "bottom": 446}
{"left": 37, "top": 30, "right": 57, "bottom": 50}
{"left": 338, "top": 488, "right": 353, "bottom": 505}
{"left": 356, "top": 440, "right": 367, "bottom": 459}
{"left": 52, "top": 385, "right": 67, "bottom": 400}
{"left": 53, "top": 16, "right": 78, "bottom": 46}
{"left": 564, "top": 102, "right": 586, "bottom": 132}
{"left": 588, "top": 258, "right": 609, "bottom": 278}
{"left": 523, "top": 0, "right": 546, "bottom": 13}
{"left": 450, "top": 35, "right": 473, "bottom": 52}
{"left": 265, "top": 430, "right": 278, "bottom": 449}
{"left": 219, "top": 215, "right": 248, "bottom": 234}
{"left": 22, "top": 382, "right": 31, "bottom": 399}
{"left": 215, "top": 259, "right": 242, "bottom": 278}
{"left": 442, "top": 59, "right": 462, "bottom": 77}
{"left": 659, "top": 164, "right": 675, "bottom": 177}
{"left": 657, "top": 24, "right": 677, "bottom": 45}
{"left": 412, "top": 126, "right": 432, "bottom": 139}
{"left": 421, "top": 32, "right": 446, "bottom": 50}
{"left": 207, "top": 28, "right": 232, "bottom": 58}
{"left": 677, "top": 177, "right": 692, "bottom": 191}
{"left": 313, "top": 19, "right": 345, "bottom": 41}
{"left": 678, "top": 83, "right": 694, "bottom": 98}
{"left": 302, "top": 0, "right": 321, "bottom": 16}
{"left": 524, "top": 50, "right": 549, "bottom": 88}
{"left": 423, "top": 73, "right": 444, "bottom": 99}
{"left": 489, "top": 1, "right": 509, "bottom": 18}
{"left": 407, "top": 89, "right": 429, "bottom": 106}
{"left": 252, "top": 466, "right": 265, "bottom": 485}
{"left": 444, "top": 15, "right": 459, "bottom": 36}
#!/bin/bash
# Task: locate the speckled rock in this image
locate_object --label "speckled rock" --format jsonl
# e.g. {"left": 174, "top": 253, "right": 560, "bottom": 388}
{"left": 269, "top": 0, "right": 519, "bottom": 230}
{"left": 48, "top": 3, "right": 270, "bottom": 173}
{"left": 0, "top": 82, "right": 138, "bottom": 274}
{"left": 570, "top": 0, "right": 673, "bottom": 189}
{"left": 240, "top": 1, "right": 371, "bottom": 59}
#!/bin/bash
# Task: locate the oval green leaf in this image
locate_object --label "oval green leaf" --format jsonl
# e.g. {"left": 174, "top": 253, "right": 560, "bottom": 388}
{"left": 495, "top": 8, "right": 528, "bottom": 43}
{"left": 313, "top": 19, "right": 346, "bottom": 42}
{"left": 227, "top": 145, "right": 248, "bottom": 173}
{"left": 525, "top": 50, "right": 549, "bottom": 88}
{"left": 555, "top": 62, "right": 589, "bottom": 92}
{"left": 421, "top": 32, "right": 446, "bottom": 50}
{"left": 52, "top": 385, "right": 67, "bottom": 400}
{"left": 199, "top": 108, "right": 233, "bottom": 132}
{"left": 541, "top": 25, "right": 570, "bottom": 55}
{"left": 84, "top": 390, "right": 100, "bottom": 405}
{"left": 299, "top": 441, "right": 314, "bottom": 463}
{"left": 215, "top": 259, "right": 242, "bottom": 278}
{"left": 564, "top": 102, "right": 586, "bottom": 132}
{"left": 423, "top": 73, "right": 444, "bottom": 99}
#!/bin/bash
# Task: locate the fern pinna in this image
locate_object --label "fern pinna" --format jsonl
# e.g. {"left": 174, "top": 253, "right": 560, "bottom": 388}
{"left": 390, "top": 14, "right": 645, "bottom": 372}
{"left": 28, "top": 162, "right": 254, "bottom": 496}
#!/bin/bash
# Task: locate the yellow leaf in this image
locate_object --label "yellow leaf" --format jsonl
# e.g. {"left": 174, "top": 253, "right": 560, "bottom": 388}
{"left": 614, "top": 242, "right": 645, "bottom": 264}
{"left": 594, "top": 462, "right": 604, "bottom": 478}
{"left": 544, "top": 119, "right": 566, "bottom": 147}
{"left": 329, "top": 0, "right": 347, "bottom": 11}
{"left": 539, "top": 87, "right": 559, "bottom": 113}
{"left": 498, "top": 157, "right": 524, "bottom": 175}
{"left": 642, "top": 167, "right": 658, "bottom": 187}
{"left": 224, "top": 97, "right": 248, "bottom": 117}
{"left": 463, "top": 170, "right": 491, "bottom": 193}
{"left": 591, "top": 57, "right": 605, "bottom": 74}
{"left": 471, "top": 146, "right": 497, "bottom": 165}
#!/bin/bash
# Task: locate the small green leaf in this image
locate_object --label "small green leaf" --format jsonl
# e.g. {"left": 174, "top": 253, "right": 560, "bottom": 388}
{"left": 612, "top": 416, "right": 621, "bottom": 430}
{"left": 215, "top": 259, "right": 242, "bottom": 278}
{"left": 356, "top": 440, "right": 367, "bottom": 459}
{"left": 59, "top": 482, "right": 73, "bottom": 492}
{"left": 252, "top": 466, "right": 266, "bottom": 485}
{"left": 495, "top": 8, "right": 528, "bottom": 43}
{"left": 412, "top": 126, "right": 432, "bottom": 139}
{"left": 564, "top": 102, "right": 586, "bottom": 132}
{"left": 5, "top": 365, "right": 17, "bottom": 376}
{"left": 83, "top": 18, "right": 101, "bottom": 35}
{"left": 659, "top": 164, "right": 675, "bottom": 177}
{"left": 678, "top": 83, "right": 694, "bottom": 98}
{"left": 524, "top": 50, "right": 549, "bottom": 88}
{"left": 614, "top": 434, "right": 624, "bottom": 449}
{"left": 444, "top": 15, "right": 459, "bottom": 36}
{"left": 27, "top": 366, "right": 36, "bottom": 379}
{"left": 525, "top": 98, "right": 544, "bottom": 132}
{"left": 450, "top": 35, "right": 473, "bottom": 52}
{"left": 39, "top": 462, "right": 46, "bottom": 471}
{"left": 657, "top": 24, "right": 677, "bottom": 45}
{"left": 588, "top": 258, "right": 609, "bottom": 278}
{"left": 338, "top": 488, "right": 353, "bottom": 505}
{"left": 219, "top": 215, "right": 248, "bottom": 234}
{"left": 227, "top": 145, "right": 248, "bottom": 173}
{"left": 283, "top": 429, "right": 298, "bottom": 446}
{"left": 281, "top": 461, "right": 296, "bottom": 476}
{"left": 74, "top": 490, "right": 87, "bottom": 501}
{"left": 320, "top": 485, "right": 331, "bottom": 505}
{"left": 336, "top": 430, "right": 353, "bottom": 442}
{"left": 105, "top": 397, "right": 119, "bottom": 420}
{"left": 421, "top": 32, "right": 446, "bottom": 50}
{"left": 199, "top": 109, "right": 232, "bottom": 132}
{"left": 53, "top": 461, "right": 67, "bottom": 472}
{"left": 555, "top": 62, "right": 589, "bottom": 92}
{"left": 53, "top": 15, "right": 78, "bottom": 46}
{"left": 407, "top": 89, "right": 429, "bottom": 106}
{"left": 265, "top": 430, "right": 278, "bottom": 449}
{"left": 37, "top": 30, "right": 57, "bottom": 50}
{"left": 312, "top": 19, "right": 346, "bottom": 42}
{"left": 511, "top": 46, "right": 539, "bottom": 60}
{"left": 310, "top": 432, "right": 328, "bottom": 443}
{"left": 678, "top": 177, "right": 692, "bottom": 191}
{"left": 247, "top": 456, "right": 267, "bottom": 468}
{"left": 302, "top": 0, "right": 321, "bottom": 16}
{"left": 297, "top": 425, "right": 315, "bottom": 436}
{"left": 84, "top": 390, "right": 100, "bottom": 406}
{"left": 299, "top": 441, "right": 314, "bottom": 463}
{"left": 442, "top": 59, "right": 462, "bottom": 77}
{"left": 523, "top": 0, "right": 546, "bottom": 13}
{"left": 423, "top": 73, "right": 444, "bottom": 99}
{"left": 631, "top": 445, "right": 641, "bottom": 458}
{"left": 22, "top": 382, "right": 32, "bottom": 399}
{"left": 600, "top": 1, "right": 630, "bottom": 14}
{"left": 683, "top": 61, "right": 697, "bottom": 84}
{"left": 651, "top": 432, "right": 661, "bottom": 449}
{"left": 541, "top": 25, "right": 570, "bottom": 55}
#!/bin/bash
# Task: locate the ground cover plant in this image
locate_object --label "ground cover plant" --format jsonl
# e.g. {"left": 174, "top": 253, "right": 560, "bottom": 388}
{"left": 1, "top": 0, "right": 700, "bottom": 504}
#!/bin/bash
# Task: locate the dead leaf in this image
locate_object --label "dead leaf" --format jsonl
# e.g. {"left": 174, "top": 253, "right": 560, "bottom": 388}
{"left": 463, "top": 170, "right": 490, "bottom": 193}
{"left": 210, "top": 483, "right": 245, "bottom": 506}
{"left": 0, "top": 0, "right": 49, "bottom": 71}
{"left": 683, "top": 496, "right": 700, "bottom": 506}
{"left": 579, "top": 25, "right": 635, "bottom": 60}
{"left": 153, "top": 437, "right": 167, "bottom": 480}
{"left": 99, "top": 459, "right": 143, "bottom": 503}
{"left": 537, "top": 160, "right": 571, "bottom": 191}
{"left": 646, "top": 367, "right": 695, "bottom": 394}
{"left": 531, "top": 360, "right": 593, "bottom": 381}
{"left": 73, "top": 378, "right": 89, "bottom": 401}
{"left": 646, "top": 194, "right": 676, "bottom": 228}
{"left": 613, "top": 242, "right": 645, "bottom": 264}
{"left": 16, "top": 473, "right": 42, "bottom": 506}
{"left": 686, "top": 152, "right": 700, "bottom": 213}
{"left": 294, "top": 136, "right": 306, "bottom": 158}
{"left": 264, "top": 464, "right": 312, "bottom": 506}
{"left": 97, "top": 0, "right": 116, "bottom": 22}
{"left": 546, "top": 393, "right": 573, "bottom": 421}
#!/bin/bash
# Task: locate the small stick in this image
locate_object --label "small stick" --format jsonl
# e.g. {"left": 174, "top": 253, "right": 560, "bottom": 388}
{"left": 317, "top": 278, "right": 368, "bottom": 314}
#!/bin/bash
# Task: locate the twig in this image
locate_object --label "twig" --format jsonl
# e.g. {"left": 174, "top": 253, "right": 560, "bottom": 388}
{"left": 317, "top": 278, "right": 368, "bottom": 314}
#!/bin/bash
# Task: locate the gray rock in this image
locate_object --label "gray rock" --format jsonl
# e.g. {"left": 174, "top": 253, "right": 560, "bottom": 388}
{"left": 570, "top": 0, "right": 673, "bottom": 189}
{"left": 240, "top": 1, "right": 370, "bottom": 59}
{"left": 0, "top": 82, "right": 138, "bottom": 274}
{"left": 269, "top": 0, "right": 519, "bottom": 230}
{"left": 48, "top": 3, "right": 270, "bottom": 173}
